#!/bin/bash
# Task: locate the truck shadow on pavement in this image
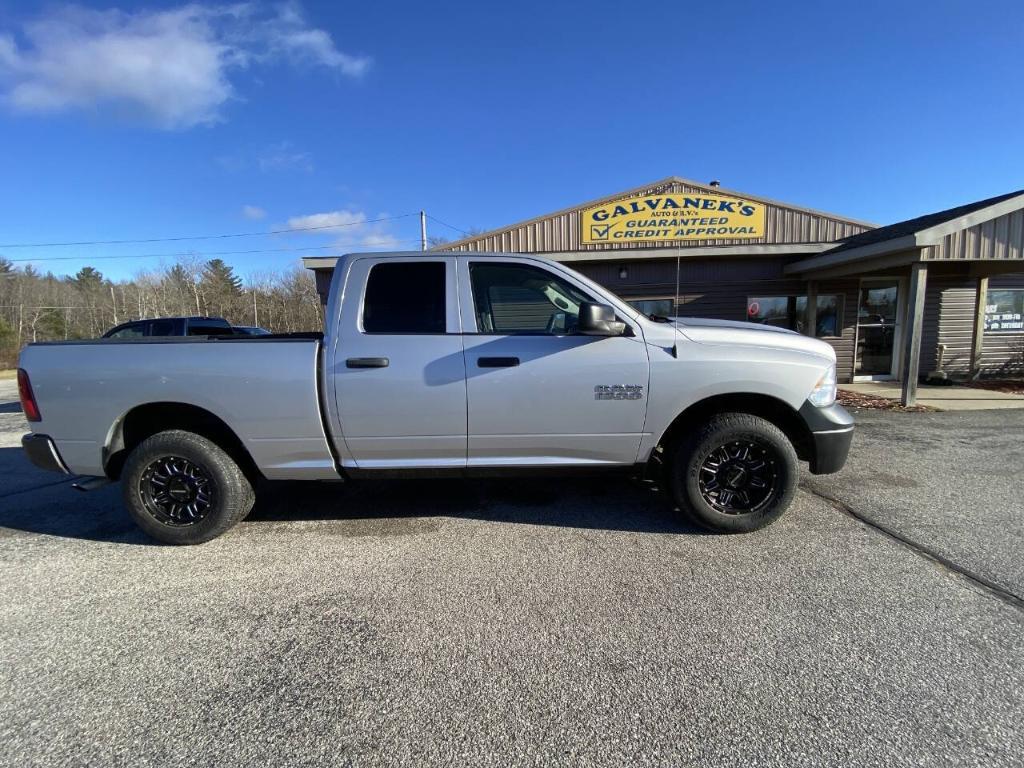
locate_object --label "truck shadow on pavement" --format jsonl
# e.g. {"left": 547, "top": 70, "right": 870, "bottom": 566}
{"left": 0, "top": 448, "right": 701, "bottom": 543}
{"left": 247, "top": 476, "right": 702, "bottom": 536}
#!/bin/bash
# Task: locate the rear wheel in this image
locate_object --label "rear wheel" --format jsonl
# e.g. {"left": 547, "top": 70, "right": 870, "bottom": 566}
{"left": 669, "top": 413, "right": 797, "bottom": 533}
{"left": 121, "top": 429, "right": 254, "bottom": 545}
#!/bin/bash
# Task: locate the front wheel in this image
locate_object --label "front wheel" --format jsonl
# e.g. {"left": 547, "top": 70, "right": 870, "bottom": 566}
{"left": 121, "top": 429, "right": 255, "bottom": 545}
{"left": 669, "top": 413, "right": 798, "bottom": 533}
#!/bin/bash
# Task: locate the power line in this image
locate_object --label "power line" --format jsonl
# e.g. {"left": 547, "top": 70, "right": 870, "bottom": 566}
{"left": 425, "top": 214, "right": 472, "bottom": 237}
{"left": 6, "top": 238, "right": 423, "bottom": 264}
{"left": 0, "top": 213, "right": 415, "bottom": 249}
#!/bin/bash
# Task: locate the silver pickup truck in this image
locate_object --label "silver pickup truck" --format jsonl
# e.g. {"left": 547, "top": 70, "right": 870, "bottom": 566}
{"left": 18, "top": 251, "right": 853, "bottom": 544}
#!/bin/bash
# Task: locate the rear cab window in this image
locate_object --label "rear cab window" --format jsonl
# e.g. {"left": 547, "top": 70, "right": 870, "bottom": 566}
{"left": 147, "top": 319, "right": 177, "bottom": 336}
{"left": 187, "top": 319, "right": 232, "bottom": 336}
{"left": 362, "top": 262, "right": 447, "bottom": 334}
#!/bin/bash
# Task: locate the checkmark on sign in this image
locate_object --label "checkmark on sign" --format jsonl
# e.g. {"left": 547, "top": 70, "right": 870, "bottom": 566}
{"left": 590, "top": 224, "right": 612, "bottom": 240}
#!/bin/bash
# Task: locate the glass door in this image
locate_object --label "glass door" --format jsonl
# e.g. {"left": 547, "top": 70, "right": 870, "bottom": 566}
{"left": 855, "top": 279, "right": 902, "bottom": 380}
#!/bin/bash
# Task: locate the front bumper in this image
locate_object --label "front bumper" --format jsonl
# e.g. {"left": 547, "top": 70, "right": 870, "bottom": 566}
{"left": 798, "top": 401, "right": 854, "bottom": 475}
{"left": 22, "top": 434, "right": 71, "bottom": 475}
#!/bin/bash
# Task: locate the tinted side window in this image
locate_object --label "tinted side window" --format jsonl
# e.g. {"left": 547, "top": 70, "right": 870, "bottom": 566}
{"left": 363, "top": 262, "right": 446, "bottom": 334}
{"left": 187, "top": 320, "right": 232, "bottom": 336}
{"left": 108, "top": 323, "right": 145, "bottom": 339}
{"left": 470, "top": 263, "right": 593, "bottom": 334}
{"left": 148, "top": 319, "right": 177, "bottom": 336}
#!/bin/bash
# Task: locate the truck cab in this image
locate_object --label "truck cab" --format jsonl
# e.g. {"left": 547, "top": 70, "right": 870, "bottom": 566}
{"left": 326, "top": 254, "right": 652, "bottom": 470}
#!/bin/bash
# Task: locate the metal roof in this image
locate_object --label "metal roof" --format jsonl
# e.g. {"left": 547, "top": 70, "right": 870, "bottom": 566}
{"left": 435, "top": 176, "right": 875, "bottom": 254}
{"left": 825, "top": 189, "right": 1024, "bottom": 255}
{"left": 787, "top": 189, "right": 1024, "bottom": 275}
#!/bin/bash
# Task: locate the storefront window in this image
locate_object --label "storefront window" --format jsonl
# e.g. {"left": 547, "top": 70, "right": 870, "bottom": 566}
{"left": 747, "top": 295, "right": 843, "bottom": 338}
{"left": 627, "top": 298, "right": 675, "bottom": 317}
{"left": 984, "top": 289, "right": 1024, "bottom": 333}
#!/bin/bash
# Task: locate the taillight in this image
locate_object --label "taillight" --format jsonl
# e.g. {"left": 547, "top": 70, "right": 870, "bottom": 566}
{"left": 17, "top": 368, "right": 41, "bottom": 422}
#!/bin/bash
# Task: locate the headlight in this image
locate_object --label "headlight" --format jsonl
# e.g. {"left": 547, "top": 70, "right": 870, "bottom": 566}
{"left": 808, "top": 363, "right": 837, "bottom": 407}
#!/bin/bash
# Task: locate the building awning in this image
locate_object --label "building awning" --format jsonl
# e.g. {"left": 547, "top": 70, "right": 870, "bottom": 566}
{"left": 302, "top": 256, "right": 340, "bottom": 271}
{"left": 786, "top": 189, "right": 1024, "bottom": 277}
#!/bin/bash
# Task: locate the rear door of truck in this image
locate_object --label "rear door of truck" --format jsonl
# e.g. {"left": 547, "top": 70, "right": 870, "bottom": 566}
{"left": 329, "top": 255, "right": 467, "bottom": 469}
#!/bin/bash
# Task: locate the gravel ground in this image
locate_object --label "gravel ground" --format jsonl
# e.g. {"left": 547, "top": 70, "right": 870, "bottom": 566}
{"left": 1, "top": 380, "right": 1023, "bottom": 767}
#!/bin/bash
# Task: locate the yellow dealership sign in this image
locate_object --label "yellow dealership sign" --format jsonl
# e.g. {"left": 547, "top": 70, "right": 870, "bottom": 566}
{"left": 580, "top": 192, "right": 767, "bottom": 245}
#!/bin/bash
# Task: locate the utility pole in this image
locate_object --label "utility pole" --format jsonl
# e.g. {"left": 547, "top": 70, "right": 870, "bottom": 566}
{"left": 252, "top": 288, "right": 259, "bottom": 326}
{"left": 420, "top": 210, "right": 427, "bottom": 251}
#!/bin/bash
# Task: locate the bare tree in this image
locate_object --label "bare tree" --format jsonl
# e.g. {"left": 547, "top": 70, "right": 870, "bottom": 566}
{"left": 0, "top": 258, "right": 326, "bottom": 368}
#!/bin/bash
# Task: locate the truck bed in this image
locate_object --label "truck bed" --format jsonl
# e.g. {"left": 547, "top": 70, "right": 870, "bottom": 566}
{"left": 19, "top": 336, "right": 339, "bottom": 480}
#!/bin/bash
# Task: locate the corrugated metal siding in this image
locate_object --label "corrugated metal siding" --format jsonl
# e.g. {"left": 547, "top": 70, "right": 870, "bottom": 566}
{"left": 919, "top": 273, "right": 1024, "bottom": 377}
{"left": 818, "top": 280, "right": 859, "bottom": 383}
{"left": 932, "top": 209, "right": 1024, "bottom": 261}
{"left": 573, "top": 257, "right": 792, "bottom": 299}
{"left": 441, "top": 179, "right": 872, "bottom": 254}
{"left": 919, "top": 277, "right": 976, "bottom": 375}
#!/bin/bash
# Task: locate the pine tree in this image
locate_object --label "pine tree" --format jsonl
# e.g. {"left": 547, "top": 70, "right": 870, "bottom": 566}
{"left": 73, "top": 266, "right": 104, "bottom": 290}
{"left": 201, "top": 259, "right": 242, "bottom": 317}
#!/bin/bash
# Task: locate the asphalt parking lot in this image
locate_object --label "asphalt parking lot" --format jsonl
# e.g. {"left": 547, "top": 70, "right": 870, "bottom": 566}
{"left": 2, "top": 379, "right": 1023, "bottom": 767}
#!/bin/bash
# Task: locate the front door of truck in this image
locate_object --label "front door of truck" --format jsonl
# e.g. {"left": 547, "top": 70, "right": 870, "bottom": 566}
{"left": 457, "top": 258, "right": 650, "bottom": 467}
{"left": 331, "top": 256, "right": 467, "bottom": 469}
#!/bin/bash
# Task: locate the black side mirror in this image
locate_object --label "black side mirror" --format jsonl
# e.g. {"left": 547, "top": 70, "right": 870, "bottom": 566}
{"left": 577, "top": 302, "right": 627, "bottom": 336}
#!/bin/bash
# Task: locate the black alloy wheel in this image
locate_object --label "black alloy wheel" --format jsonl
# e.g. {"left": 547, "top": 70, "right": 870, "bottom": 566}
{"left": 139, "top": 456, "right": 216, "bottom": 526}
{"left": 697, "top": 440, "right": 778, "bottom": 515}
{"left": 122, "top": 430, "right": 255, "bottom": 544}
{"left": 669, "top": 413, "right": 798, "bottom": 534}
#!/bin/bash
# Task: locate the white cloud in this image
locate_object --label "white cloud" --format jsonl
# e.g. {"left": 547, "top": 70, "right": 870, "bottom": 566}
{"left": 286, "top": 209, "right": 366, "bottom": 231}
{"left": 257, "top": 141, "right": 313, "bottom": 173}
{"left": 241, "top": 204, "right": 266, "bottom": 219}
{"left": 360, "top": 232, "right": 400, "bottom": 248}
{"left": 0, "top": 3, "right": 371, "bottom": 130}
{"left": 285, "top": 207, "right": 403, "bottom": 248}
{"left": 268, "top": 4, "right": 370, "bottom": 77}
{"left": 217, "top": 140, "right": 314, "bottom": 173}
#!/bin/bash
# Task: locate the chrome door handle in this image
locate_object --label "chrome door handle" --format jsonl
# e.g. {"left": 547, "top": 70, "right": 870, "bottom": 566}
{"left": 346, "top": 357, "right": 389, "bottom": 368}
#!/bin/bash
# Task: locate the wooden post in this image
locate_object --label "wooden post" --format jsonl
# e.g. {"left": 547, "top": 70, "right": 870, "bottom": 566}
{"left": 900, "top": 262, "right": 929, "bottom": 406}
{"left": 804, "top": 281, "right": 818, "bottom": 336}
{"left": 970, "top": 275, "right": 988, "bottom": 379}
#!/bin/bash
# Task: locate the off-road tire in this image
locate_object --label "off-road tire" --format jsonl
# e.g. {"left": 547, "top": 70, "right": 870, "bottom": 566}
{"left": 669, "top": 413, "right": 798, "bottom": 533}
{"left": 121, "top": 429, "right": 255, "bottom": 545}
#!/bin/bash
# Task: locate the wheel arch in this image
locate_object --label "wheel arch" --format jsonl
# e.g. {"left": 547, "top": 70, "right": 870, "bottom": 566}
{"left": 104, "top": 401, "right": 261, "bottom": 483}
{"left": 656, "top": 393, "right": 812, "bottom": 462}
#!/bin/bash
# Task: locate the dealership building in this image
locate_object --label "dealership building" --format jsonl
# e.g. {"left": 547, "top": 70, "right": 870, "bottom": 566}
{"left": 304, "top": 177, "right": 1024, "bottom": 404}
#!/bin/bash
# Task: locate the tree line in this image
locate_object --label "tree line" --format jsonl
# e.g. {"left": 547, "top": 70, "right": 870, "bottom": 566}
{"left": 0, "top": 257, "right": 323, "bottom": 368}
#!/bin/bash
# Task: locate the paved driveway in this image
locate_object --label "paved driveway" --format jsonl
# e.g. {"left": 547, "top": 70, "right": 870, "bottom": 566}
{"left": 1, "top": 380, "right": 1022, "bottom": 767}
{"left": 804, "top": 408, "right": 1024, "bottom": 598}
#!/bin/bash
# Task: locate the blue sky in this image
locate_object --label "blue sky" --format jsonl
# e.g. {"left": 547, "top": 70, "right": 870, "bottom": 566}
{"left": 1, "top": 0, "right": 1022, "bottom": 280}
